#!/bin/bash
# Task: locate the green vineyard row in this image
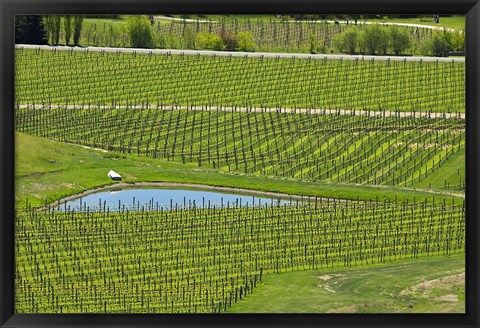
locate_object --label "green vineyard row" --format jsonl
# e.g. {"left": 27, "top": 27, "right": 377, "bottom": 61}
{"left": 15, "top": 199, "right": 465, "bottom": 313}
{"left": 15, "top": 48, "right": 465, "bottom": 112}
{"left": 16, "top": 105, "right": 465, "bottom": 189}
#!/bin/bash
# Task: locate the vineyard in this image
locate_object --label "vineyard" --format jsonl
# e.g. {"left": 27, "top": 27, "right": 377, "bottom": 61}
{"left": 15, "top": 199, "right": 464, "bottom": 313}
{"left": 14, "top": 41, "right": 465, "bottom": 313}
{"left": 15, "top": 48, "right": 465, "bottom": 112}
{"left": 16, "top": 105, "right": 465, "bottom": 190}
{"left": 79, "top": 17, "right": 437, "bottom": 54}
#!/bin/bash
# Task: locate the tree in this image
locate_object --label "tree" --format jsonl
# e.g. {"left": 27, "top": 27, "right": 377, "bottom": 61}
{"left": 377, "top": 26, "right": 389, "bottom": 55}
{"left": 63, "top": 15, "right": 72, "bottom": 45}
{"left": 420, "top": 33, "right": 452, "bottom": 57}
{"left": 52, "top": 16, "right": 61, "bottom": 45}
{"left": 15, "top": 15, "right": 47, "bottom": 45}
{"left": 449, "top": 30, "right": 465, "bottom": 52}
{"left": 153, "top": 31, "right": 168, "bottom": 49}
{"left": 430, "top": 34, "right": 452, "bottom": 57}
{"left": 358, "top": 24, "right": 388, "bottom": 55}
{"left": 237, "top": 32, "right": 256, "bottom": 52}
{"left": 127, "top": 16, "right": 153, "bottom": 48}
{"left": 333, "top": 28, "right": 358, "bottom": 54}
{"left": 389, "top": 25, "right": 411, "bottom": 55}
{"left": 73, "top": 15, "right": 84, "bottom": 46}
{"left": 44, "top": 16, "right": 54, "bottom": 44}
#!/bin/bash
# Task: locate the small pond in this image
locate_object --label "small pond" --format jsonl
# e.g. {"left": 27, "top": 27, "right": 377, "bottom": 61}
{"left": 54, "top": 188, "right": 293, "bottom": 211}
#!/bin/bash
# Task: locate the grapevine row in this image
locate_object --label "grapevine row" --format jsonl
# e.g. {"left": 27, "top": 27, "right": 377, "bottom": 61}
{"left": 15, "top": 198, "right": 465, "bottom": 313}
{"left": 16, "top": 105, "right": 465, "bottom": 190}
{"left": 15, "top": 48, "right": 465, "bottom": 112}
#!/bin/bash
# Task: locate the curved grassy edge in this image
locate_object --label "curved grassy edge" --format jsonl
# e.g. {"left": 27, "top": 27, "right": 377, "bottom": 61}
{"left": 16, "top": 132, "right": 464, "bottom": 209}
{"left": 227, "top": 252, "right": 465, "bottom": 313}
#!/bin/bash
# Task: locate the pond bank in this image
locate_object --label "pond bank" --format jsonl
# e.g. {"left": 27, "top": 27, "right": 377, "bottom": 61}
{"left": 41, "top": 182, "right": 334, "bottom": 211}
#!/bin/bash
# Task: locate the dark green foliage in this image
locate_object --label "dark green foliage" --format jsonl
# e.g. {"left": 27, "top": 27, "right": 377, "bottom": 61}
{"left": 291, "top": 14, "right": 322, "bottom": 20}
{"left": 422, "top": 33, "right": 452, "bottom": 57}
{"left": 73, "top": 15, "right": 84, "bottom": 46}
{"left": 431, "top": 35, "right": 452, "bottom": 57}
{"left": 63, "top": 15, "right": 72, "bottom": 45}
{"left": 84, "top": 15, "right": 120, "bottom": 19}
{"left": 52, "top": 16, "right": 61, "bottom": 45}
{"left": 390, "top": 25, "right": 411, "bottom": 55}
{"left": 333, "top": 28, "right": 358, "bottom": 54}
{"left": 127, "top": 16, "right": 153, "bottom": 48}
{"left": 76, "top": 17, "right": 436, "bottom": 55}
{"left": 15, "top": 15, "right": 47, "bottom": 45}
{"left": 358, "top": 24, "right": 389, "bottom": 55}
{"left": 334, "top": 24, "right": 412, "bottom": 55}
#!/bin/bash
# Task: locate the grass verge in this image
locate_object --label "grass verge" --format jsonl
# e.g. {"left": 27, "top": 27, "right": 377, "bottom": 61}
{"left": 227, "top": 252, "right": 465, "bottom": 313}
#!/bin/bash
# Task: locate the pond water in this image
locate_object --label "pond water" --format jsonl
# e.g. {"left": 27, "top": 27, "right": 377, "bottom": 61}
{"left": 54, "top": 187, "right": 293, "bottom": 211}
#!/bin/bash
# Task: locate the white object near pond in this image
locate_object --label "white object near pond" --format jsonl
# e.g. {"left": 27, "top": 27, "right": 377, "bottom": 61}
{"left": 107, "top": 170, "right": 122, "bottom": 181}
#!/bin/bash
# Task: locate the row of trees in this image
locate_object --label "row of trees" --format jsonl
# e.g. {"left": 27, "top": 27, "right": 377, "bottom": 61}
{"left": 44, "top": 15, "right": 84, "bottom": 46}
{"left": 15, "top": 15, "right": 84, "bottom": 46}
{"left": 331, "top": 24, "right": 464, "bottom": 56}
{"left": 15, "top": 16, "right": 47, "bottom": 45}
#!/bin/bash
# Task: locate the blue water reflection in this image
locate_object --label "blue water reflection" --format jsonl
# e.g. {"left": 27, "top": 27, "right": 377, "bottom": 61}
{"left": 55, "top": 188, "right": 293, "bottom": 211}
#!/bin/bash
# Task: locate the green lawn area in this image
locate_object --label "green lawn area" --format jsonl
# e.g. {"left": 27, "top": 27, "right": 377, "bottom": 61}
{"left": 377, "top": 16, "right": 465, "bottom": 31}
{"left": 227, "top": 253, "right": 465, "bottom": 313}
{"left": 413, "top": 149, "right": 464, "bottom": 191}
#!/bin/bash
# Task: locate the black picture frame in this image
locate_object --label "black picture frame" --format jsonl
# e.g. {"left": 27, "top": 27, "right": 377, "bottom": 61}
{"left": 1, "top": 0, "right": 479, "bottom": 327}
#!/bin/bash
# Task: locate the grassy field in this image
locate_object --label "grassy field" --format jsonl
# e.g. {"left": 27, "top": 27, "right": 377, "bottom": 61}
{"left": 15, "top": 48, "right": 465, "bottom": 112}
{"left": 227, "top": 253, "right": 465, "bottom": 313}
{"left": 377, "top": 16, "right": 465, "bottom": 31}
